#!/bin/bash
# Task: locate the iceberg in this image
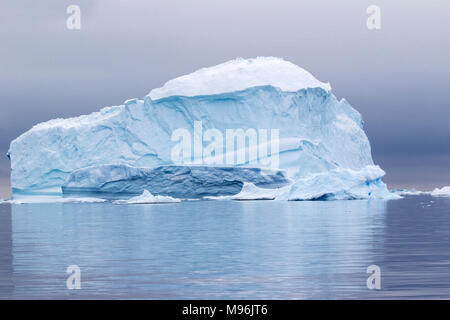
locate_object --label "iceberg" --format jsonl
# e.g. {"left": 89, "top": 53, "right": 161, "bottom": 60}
{"left": 431, "top": 186, "right": 450, "bottom": 197}
{"left": 114, "top": 190, "right": 181, "bottom": 204}
{"left": 8, "top": 57, "right": 394, "bottom": 200}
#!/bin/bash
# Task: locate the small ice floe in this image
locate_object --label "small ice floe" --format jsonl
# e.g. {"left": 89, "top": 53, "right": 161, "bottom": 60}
{"left": 431, "top": 186, "right": 450, "bottom": 197}
{"left": 390, "top": 188, "right": 429, "bottom": 196}
{"left": 114, "top": 190, "right": 181, "bottom": 204}
{"left": 2, "top": 196, "right": 106, "bottom": 204}
{"left": 57, "top": 197, "right": 107, "bottom": 203}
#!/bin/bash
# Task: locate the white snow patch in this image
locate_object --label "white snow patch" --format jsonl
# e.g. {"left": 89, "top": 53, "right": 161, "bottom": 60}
{"left": 29, "top": 106, "right": 123, "bottom": 132}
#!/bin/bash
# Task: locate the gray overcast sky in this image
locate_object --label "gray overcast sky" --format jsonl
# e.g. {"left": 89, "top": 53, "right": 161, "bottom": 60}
{"left": 0, "top": 0, "right": 449, "bottom": 193}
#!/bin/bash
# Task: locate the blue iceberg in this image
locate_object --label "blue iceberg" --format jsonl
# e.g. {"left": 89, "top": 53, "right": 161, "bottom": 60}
{"left": 8, "top": 57, "right": 395, "bottom": 200}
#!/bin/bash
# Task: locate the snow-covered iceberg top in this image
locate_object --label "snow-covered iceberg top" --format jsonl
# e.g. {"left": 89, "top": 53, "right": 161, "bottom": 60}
{"left": 431, "top": 186, "right": 450, "bottom": 197}
{"left": 148, "top": 57, "right": 331, "bottom": 100}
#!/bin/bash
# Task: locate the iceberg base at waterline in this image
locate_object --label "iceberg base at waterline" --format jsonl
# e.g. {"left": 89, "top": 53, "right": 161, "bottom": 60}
{"left": 61, "top": 164, "right": 290, "bottom": 199}
{"left": 3, "top": 164, "right": 398, "bottom": 203}
{"left": 276, "top": 166, "right": 399, "bottom": 200}
{"left": 209, "top": 165, "right": 398, "bottom": 201}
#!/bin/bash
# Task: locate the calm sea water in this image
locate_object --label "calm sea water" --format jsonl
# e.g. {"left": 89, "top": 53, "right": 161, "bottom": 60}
{"left": 0, "top": 195, "right": 449, "bottom": 299}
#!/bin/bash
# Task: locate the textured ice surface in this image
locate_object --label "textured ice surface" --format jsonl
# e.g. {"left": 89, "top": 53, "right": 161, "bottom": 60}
{"left": 114, "top": 190, "right": 181, "bottom": 204}
{"left": 9, "top": 84, "right": 372, "bottom": 192}
{"left": 8, "top": 57, "right": 393, "bottom": 200}
{"left": 206, "top": 166, "right": 396, "bottom": 201}
{"left": 431, "top": 186, "right": 450, "bottom": 197}
{"left": 62, "top": 164, "right": 289, "bottom": 198}
{"left": 226, "top": 183, "right": 287, "bottom": 201}
{"left": 209, "top": 166, "right": 397, "bottom": 201}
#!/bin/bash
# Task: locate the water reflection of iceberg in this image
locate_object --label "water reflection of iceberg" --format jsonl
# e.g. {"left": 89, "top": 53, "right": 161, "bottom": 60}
{"left": 5, "top": 200, "right": 388, "bottom": 299}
